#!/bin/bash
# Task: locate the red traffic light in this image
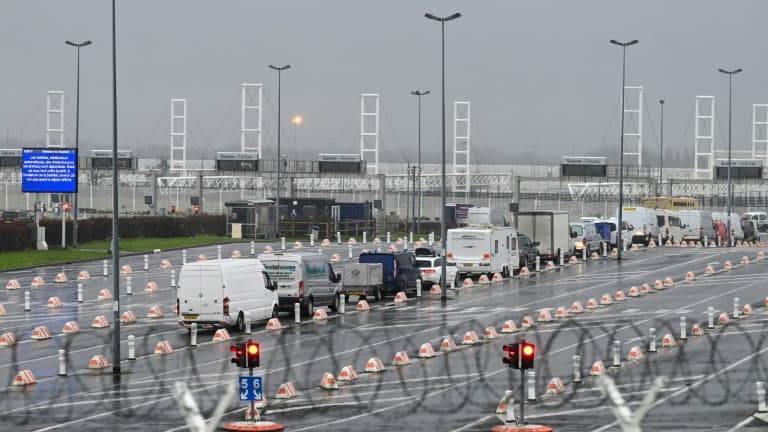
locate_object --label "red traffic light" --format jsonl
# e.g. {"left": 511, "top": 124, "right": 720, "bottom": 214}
{"left": 502, "top": 343, "right": 520, "bottom": 369}
{"left": 245, "top": 341, "right": 260, "bottom": 368}
{"left": 247, "top": 344, "right": 259, "bottom": 355}
{"left": 521, "top": 341, "right": 535, "bottom": 369}
{"left": 230, "top": 343, "right": 246, "bottom": 368}
{"left": 522, "top": 344, "right": 534, "bottom": 357}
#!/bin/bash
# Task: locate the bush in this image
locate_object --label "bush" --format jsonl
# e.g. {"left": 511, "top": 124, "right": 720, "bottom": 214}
{"left": 0, "top": 223, "right": 34, "bottom": 252}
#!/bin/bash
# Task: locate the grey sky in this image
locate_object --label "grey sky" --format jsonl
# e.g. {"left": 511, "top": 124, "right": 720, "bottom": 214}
{"left": 2, "top": 1, "right": 767, "bottom": 166}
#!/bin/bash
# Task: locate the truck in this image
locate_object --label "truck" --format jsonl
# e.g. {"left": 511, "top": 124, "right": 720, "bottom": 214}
{"left": 341, "top": 262, "right": 384, "bottom": 301}
{"left": 467, "top": 207, "right": 509, "bottom": 226}
{"left": 515, "top": 211, "right": 570, "bottom": 260}
{"left": 446, "top": 225, "right": 517, "bottom": 278}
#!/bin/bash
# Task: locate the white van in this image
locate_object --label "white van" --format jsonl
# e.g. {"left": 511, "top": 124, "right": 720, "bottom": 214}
{"left": 656, "top": 210, "right": 683, "bottom": 244}
{"left": 712, "top": 212, "right": 745, "bottom": 241}
{"left": 177, "top": 259, "right": 278, "bottom": 331}
{"left": 679, "top": 210, "right": 715, "bottom": 242}
{"left": 259, "top": 252, "right": 341, "bottom": 317}
{"left": 621, "top": 207, "right": 659, "bottom": 245}
{"left": 744, "top": 211, "right": 768, "bottom": 229}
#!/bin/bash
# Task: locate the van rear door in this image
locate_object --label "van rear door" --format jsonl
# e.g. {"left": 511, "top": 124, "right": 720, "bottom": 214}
{"left": 261, "top": 256, "right": 301, "bottom": 300}
{"left": 179, "top": 265, "right": 224, "bottom": 321}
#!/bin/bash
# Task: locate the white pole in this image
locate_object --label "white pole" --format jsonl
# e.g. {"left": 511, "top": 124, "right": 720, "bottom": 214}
{"left": 103, "top": 259, "right": 108, "bottom": 277}
{"left": 294, "top": 302, "right": 301, "bottom": 324}
{"left": 707, "top": 306, "right": 715, "bottom": 329}
{"left": 182, "top": 249, "right": 188, "bottom": 264}
{"left": 363, "top": 231, "right": 367, "bottom": 244}
{"left": 170, "top": 270, "right": 176, "bottom": 287}
{"left": 535, "top": 256, "right": 540, "bottom": 272}
{"left": 24, "top": 291, "right": 30, "bottom": 311}
{"left": 559, "top": 249, "right": 564, "bottom": 266}
{"left": 757, "top": 381, "right": 767, "bottom": 413}
{"left": 612, "top": 340, "right": 621, "bottom": 368}
{"left": 190, "top": 323, "right": 198, "bottom": 346}
{"left": 58, "top": 349, "right": 66, "bottom": 376}
{"left": 144, "top": 254, "right": 149, "bottom": 271}
{"left": 680, "top": 316, "right": 687, "bottom": 340}
{"left": 250, "top": 241, "right": 255, "bottom": 255}
{"left": 648, "top": 327, "right": 657, "bottom": 352}
{"left": 572, "top": 355, "right": 582, "bottom": 383}
{"left": 128, "top": 335, "right": 136, "bottom": 360}
{"left": 337, "top": 232, "right": 341, "bottom": 244}
{"left": 244, "top": 312, "right": 252, "bottom": 334}
{"left": 77, "top": 283, "right": 83, "bottom": 303}
{"left": 281, "top": 237, "right": 286, "bottom": 250}
{"left": 348, "top": 244, "right": 353, "bottom": 259}
{"left": 217, "top": 245, "right": 222, "bottom": 260}
{"left": 126, "top": 276, "right": 132, "bottom": 295}
{"left": 526, "top": 370, "right": 536, "bottom": 401}
{"left": 503, "top": 390, "right": 515, "bottom": 424}
{"left": 339, "top": 294, "right": 345, "bottom": 314}
{"left": 416, "top": 279, "right": 422, "bottom": 297}
{"left": 61, "top": 205, "right": 66, "bottom": 249}
{"left": 733, "top": 297, "right": 740, "bottom": 319}
{"left": 387, "top": 232, "right": 391, "bottom": 243}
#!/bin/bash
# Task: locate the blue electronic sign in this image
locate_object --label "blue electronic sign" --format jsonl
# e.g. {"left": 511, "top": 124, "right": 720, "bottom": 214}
{"left": 21, "top": 148, "right": 78, "bottom": 193}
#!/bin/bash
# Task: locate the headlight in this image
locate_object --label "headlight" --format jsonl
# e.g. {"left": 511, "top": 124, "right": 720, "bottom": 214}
{"left": 574, "top": 241, "right": 584, "bottom": 248}
{"left": 634, "top": 231, "right": 645, "bottom": 236}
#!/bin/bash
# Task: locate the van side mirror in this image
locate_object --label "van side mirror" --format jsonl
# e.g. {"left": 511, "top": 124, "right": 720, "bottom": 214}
{"left": 270, "top": 281, "right": 278, "bottom": 291}
{"left": 327, "top": 263, "right": 340, "bottom": 283}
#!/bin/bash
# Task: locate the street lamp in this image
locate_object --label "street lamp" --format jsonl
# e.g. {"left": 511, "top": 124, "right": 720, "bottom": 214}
{"left": 425, "top": 12, "right": 461, "bottom": 301}
{"left": 411, "top": 90, "right": 430, "bottom": 234}
{"left": 110, "top": 0, "right": 121, "bottom": 375}
{"left": 610, "top": 39, "right": 638, "bottom": 261}
{"left": 269, "top": 64, "right": 290, "bottom": 237}
{"left": 65, "top": 39, "right": 92, "bottom": 248}
{"left": 291, "top": 114, "right": 302, "bottom": 148}
{"left": 718, "top": 67, "right": 742, "bottom": 247}
{"left": 659, "top": 99, "right": 664, "bottom": 195}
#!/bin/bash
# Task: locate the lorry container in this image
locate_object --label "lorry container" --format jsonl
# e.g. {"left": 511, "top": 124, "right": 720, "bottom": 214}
{"left": 516, "top": 211, "right": 570, "bottom": 259}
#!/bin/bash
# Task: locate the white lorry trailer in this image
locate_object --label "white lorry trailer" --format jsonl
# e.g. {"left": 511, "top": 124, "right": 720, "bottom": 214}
{"left": 516, "top": 211, "right": 570, "bottom": 260}
{"left": 446, "top": 225, "right": 517, "bottom": 279}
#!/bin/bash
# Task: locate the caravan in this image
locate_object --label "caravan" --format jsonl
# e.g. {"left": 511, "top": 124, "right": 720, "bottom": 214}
{"left": 447, "top": 225, "right": 517, "bottom": 278}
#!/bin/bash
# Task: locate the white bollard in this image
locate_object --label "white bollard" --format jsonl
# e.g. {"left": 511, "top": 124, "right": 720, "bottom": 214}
{"left": 757, "top": 381, "right": 767, "bottom": 413}
{"left": 144, "top": 254, "right": 149, "bottom": 271}
{"left": 503, "top": 390, "right": 516, "bottom": 424}
{"left": 183, "top": 249, "right": 188, "bottom": 263}
{"left": 337, "top": 232, "right": 341, "bottom": 244}
{"left": 409, "top": 232, "right": 414, "bottom": 243}
{"left": 733, "top": 297, "right": 740, "bottom": 319}
{"left": 103, "top": 259, "right": 108, "bottom": 277}
{"left": 526, "top": 370, "right": 536, "bottom": 401}
{"left": 245, "top": 313, "right": 252, "bottom": 334}
{"left": 339, "top": 294, "right": 345, "bottom": 314}
{"left": 704, "top": 235, "right": 708, "bottom": 247}
{"left": 310, "top": 233, "right": 315, "bottom": 247}
{"left": 170, "top": 270, "right": 176, "bottom": 288}
{"left": 190, "top": 323, "right": 198, "bottom": 346}
{"left": 680, "top": 316, "right": 687, "bottom": 340}
{"left": 363, "top": 231, "right": 367, "bottom": 244}
{"left": 612, "top": 340, "right": 621, "bottom": 368}
{"left": 217, "top": 245, "right": 222, "bottom": 260}
{"left": 348, "top": 244, "right": 353, "bottom": 259}
{"left": 24, "top": 291, "right": 30, "bottom": 311}
{"left": 649, "top": 327, "right": 657, "bottom": 352}
{"left": 126, "top": 276, "right": 132, "bottom": 295}
{"left": 416, "top": 279, "right": 422, "bottom": 297}
{"left": 128, "top": 335, "right": 136, "bottom": 360}
{"left": 429, "top": 232, "right": 434, "bottom": 246}
{"left": 58, "top": 349, "right": 66, "bottom": 376}
{"left": 623, "top": 239, "right": 628, "bottom": 252}
{"left": 603, "top": 242, "right": 608, "bottom": 257}
{"left": 535, "top": 256, "right": 540, "bottom": 272}
{"left": 658, "top": 233, "right": 663, "bottom": 246}
{"left": 281, "top": 237, "right": 286, "bottom": 250}
{"left": 559, "top": 249, "right": 564, "bottom": 266}
{"left": 573, "top": 355, "right": 582, "bottom": 383}
{"left": 717, "top": 236, "right": 722, "bottom": 247}
{"left": 387, "top": 232, "right": 391, "bottom": 244}
{"left": 375, "top": 247, "right": 381, "bottom": 253}
{"left": 707, "top": 306, "right": 715, "bottom": 329}
{"left": 294, "top": 302, "right": 301, "bottom": 324}
{"left": 250, "top": 241, "right": 255, "bottom": 256}
{"left": 404, "top": 238, "right": 408, "bottom": 251}
{"left": 318, "top": 248, "right": 322, "bottom": 254}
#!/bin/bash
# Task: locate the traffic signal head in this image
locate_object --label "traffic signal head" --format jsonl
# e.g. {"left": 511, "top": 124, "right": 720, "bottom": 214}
{"left": 171, "top": 205, "right": 176, "bottom": 214}
{"left": 194, "top": 205, "right": 200, "bottom": 215}
{"left": 63, "top": 203, "right": 71, "bottom": 212}
{"left": 521, "top": 341, "right": 535, "bottom": 369}
{"left": 502, "top": 343, "right": 520, "bottom": 369}
{"left": 230, "top": 343, "right": 246, "bottom": 368}
{"left": 245, "top": 341, "right": 260, "bottom": 368}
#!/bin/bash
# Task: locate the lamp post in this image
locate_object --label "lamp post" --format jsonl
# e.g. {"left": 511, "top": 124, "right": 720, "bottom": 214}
{"left": 610, "top": 39, "right": 638, "bottom": 261}
{"left": 111, "top": 0, "right": 121, "bottom": 375}
{"left": 65, "top": 40, "right": 92, "bottom": 248}
{"left": 426, "top": 11, "right": 461, "bottom": 301}
{"left": 411, "top": 89, "right": 430, "bottom": 234}
{"left": 269, "top": 64, "right": 290, "bottom": 237}
{"left": 659, "top": 99, "right": 664, "bottom": 196}
{"left": 718, "top": 67, "right": 742, "bottom": 247}
{"left": 291, "top": 115, "right": 302, "bottom": 148}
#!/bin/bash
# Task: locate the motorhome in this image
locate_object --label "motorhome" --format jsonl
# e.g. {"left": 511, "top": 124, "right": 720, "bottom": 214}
{"left": 177, "top": 259, "right": 279, "bottom": 331}
{"left": 446, "top": 225, "right": 517, "bottom": 278}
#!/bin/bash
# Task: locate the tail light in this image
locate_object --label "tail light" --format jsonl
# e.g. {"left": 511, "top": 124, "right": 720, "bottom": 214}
{"left": 298, "top": 280, "right": 305, "bottom": 298}
{"left": 223, "top": 296, "right": 230, "bottom": 316}
{"left": 423, "top": 269, "right": 436, "bottom": 274}
{"left": 482, "top": 253, "right": 491, "bottom": 259}
{"left": 176, "top": 298, "right": 180, "bottom": 316}
{"left": 446, "top": 252, "right": 454, "bottom": 259}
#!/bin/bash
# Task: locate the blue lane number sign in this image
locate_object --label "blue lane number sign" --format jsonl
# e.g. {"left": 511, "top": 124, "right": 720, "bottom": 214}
{"left": 239, "top": 376, "right": 263, "bottom": 401}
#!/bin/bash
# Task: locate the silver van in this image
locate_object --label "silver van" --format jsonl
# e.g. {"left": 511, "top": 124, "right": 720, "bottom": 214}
{"left": 259, "top": 252, "right": 341, "bottom": 317}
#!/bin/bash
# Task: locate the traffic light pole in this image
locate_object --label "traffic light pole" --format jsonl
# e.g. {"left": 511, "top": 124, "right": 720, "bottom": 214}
{"left": 519, "top": 338, "right": 526, "bottom": 425}
{"left": 249, "top": 366, "right": 256, "bottom": 423}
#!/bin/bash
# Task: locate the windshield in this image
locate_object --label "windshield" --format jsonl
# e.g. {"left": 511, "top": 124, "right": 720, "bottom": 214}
{"left": 261, "top": 260, "right": 299, "bottom": 281}
{"left": 415, "top": 259, "right": 433, "bottom": 268}
{"left": 656, "top": 215, "right": 665, "bottom": 226}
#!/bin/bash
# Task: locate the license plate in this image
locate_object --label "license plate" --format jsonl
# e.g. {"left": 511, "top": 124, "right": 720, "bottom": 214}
{"left": 182, "top": 314, "right": 198, "bottom": 320}
{"left": 346, "top": 290, "right": 366, "bottom": 296}
{"left": 463, "top": 263, "right": 473, "bottom": 267}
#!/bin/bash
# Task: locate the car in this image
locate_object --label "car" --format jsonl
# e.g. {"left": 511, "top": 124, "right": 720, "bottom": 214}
{"left": 517, "top": 234, "right": 539, "bottom": 270}
{"left": 415, "top": 255, "right": 459, "bottom": 288}
{"left": 569, "top": 222, "right": 603, "bottom": 258}
{"left": 0, "top": 211, "right": 20, "bottom": 224}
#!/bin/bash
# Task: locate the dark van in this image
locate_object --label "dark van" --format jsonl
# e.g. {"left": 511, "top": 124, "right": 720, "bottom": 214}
{"left": 358, "top": 251, "right": 421, "bottom": 296}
